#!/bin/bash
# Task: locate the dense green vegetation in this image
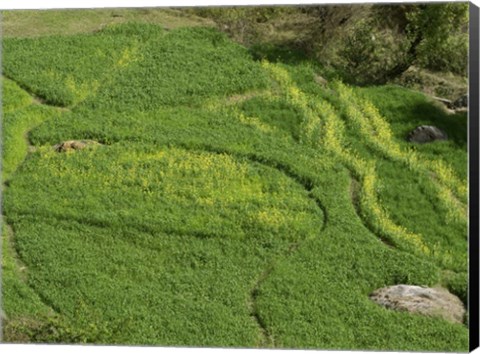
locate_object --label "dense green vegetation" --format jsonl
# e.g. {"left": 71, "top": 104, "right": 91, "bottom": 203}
{"left": 192, "top": 3, "right": 468, "bottom": 92}
{"left": 1, "top": 10, "right": 468, "bottom": 351}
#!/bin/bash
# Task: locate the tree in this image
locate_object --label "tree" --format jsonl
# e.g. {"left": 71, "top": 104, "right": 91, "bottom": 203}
{"left": 191, "top": 3, "right": 469, "bottom": 84}
{"left": 310, "top": 2, "right": 469, "bottom": 84}
{"left": 383, "top": 2, "right": 469, "bottom": 80}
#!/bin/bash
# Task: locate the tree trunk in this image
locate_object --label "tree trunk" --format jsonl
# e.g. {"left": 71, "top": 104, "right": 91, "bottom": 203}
{"left": 380, "top": 33, "right": 423, "bottom": 83}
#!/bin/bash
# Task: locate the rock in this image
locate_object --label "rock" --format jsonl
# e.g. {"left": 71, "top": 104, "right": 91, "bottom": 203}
{"left": 432, "top": 96, "right": 453, "bottom": 109}
{"left": 452, "top": 94, "right": 468, "bottom": 110}
{"left": 314, "top": 74, "right": 328, "bottom": 86}
{"left": 370, "top": 285, "right": 465, "bottom": 324}
{"left": 407, "top": 125, "right": 447, "bottom": 143}
{"left": 54, "top": 140, "right": 100, "bottom": 152}
{"left": 0, "top": 309, "right": 7, "bottom": 321}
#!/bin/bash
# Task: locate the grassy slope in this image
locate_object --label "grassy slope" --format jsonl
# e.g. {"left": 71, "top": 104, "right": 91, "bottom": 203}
{"left": 1, "top": 78, "right": 63, "bottom": 342}
{"left": 1, "top": 22, "right": 468, "bottom": 350}
{"left": 1, "top": 8, "right": 214, "bottom": 38}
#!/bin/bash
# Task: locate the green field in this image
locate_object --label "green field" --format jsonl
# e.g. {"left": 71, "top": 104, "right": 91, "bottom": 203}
{"left": 1, "top": 14, "right": 468, "bottom": 351}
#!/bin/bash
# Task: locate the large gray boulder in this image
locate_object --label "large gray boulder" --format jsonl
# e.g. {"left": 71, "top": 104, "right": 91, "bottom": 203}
{"left": 407, "top": 125, "right": 448, "bottom": 144}
{"left": 369, "top": 285, "right": 465, "bottom": 324}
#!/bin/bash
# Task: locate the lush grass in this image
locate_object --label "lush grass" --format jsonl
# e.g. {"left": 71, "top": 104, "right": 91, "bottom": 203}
{"left": 2, "top": 105, "right": 61, "bottom": 182}
{"left": 358, "top": 85, "right": 468, "bottom": 181}
{"left": 2, "top": 27, "right": 147, "bottom": 107}
{"left": 4, "top": 144, "right": 324, "bottom": 346}
{"left": 6, "top": 145, "right": 323, "bottom": 243}
{"left": 1, "top": 22, "right": 468, "bottom": 350}
{"left": 3, "top": 25, "right": 268, "bottom": 110}
{"left": 330, "top": 83, "right": 467, "bottom": 271}
{"left": 1, "top": 77, "right": 63, "bottom": 342}
{"left": 87, "top": 27, "right": 269, "bottom": 111}
{"left": 2, "top": 79, "right": 32, "bottom": 114}
{"left": 256, "top": 177, "right": 467, "bottom": 351}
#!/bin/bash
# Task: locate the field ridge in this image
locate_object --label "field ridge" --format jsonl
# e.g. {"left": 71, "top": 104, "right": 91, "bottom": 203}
{"left": 1, "top": 22, "right": 468, "bottom": 349}
{"left": 2, "top": 77, "right": 72, "bottom": 339}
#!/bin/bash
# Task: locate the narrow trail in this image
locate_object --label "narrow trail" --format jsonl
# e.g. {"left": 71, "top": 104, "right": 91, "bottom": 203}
{"left": 248, "top": 264, "right": 276, "bottom": 347}
{"left": 174, "top": 144, "right": 328, "bottom": 346}
{"left": 349, "top": 177, "right": 395, "bottom": 249}
{"left": 247, "top": 241, "right": 300, "bottom": 347}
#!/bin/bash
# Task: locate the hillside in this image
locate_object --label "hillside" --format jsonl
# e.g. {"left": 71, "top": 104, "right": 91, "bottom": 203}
{"left": 1, "top": 18, "right": 468, "bottom": 351}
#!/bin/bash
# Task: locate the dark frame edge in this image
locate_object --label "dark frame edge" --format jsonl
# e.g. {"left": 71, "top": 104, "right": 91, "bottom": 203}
{"left": 469, "top": 1, "right": 480, "bottom": 352}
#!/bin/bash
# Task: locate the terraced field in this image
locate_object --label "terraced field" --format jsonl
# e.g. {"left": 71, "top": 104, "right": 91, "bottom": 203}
{"left": 1, "top": 23, "right": 468, "bottom": 350}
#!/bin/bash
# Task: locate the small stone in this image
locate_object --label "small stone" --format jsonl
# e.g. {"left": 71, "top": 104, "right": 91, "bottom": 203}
{"left": 54, "top": 140, "right": 100, "bottom": 152}
{"left": 370, "top": 285, "right": 465, "bottom": 324}
{"left": 452, "top": 94, "right": 468, "bottom": 109}
{"left": 407, "top": 125, "right": 447, "bottom": 144}
{"left": 314, "top": 74, "right": 328, "bottom": 86}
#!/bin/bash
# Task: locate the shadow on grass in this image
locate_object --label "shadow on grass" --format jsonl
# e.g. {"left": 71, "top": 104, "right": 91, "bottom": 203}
{"left": 409, "top": 102, "right": 467, "bottom": 149}
{"left": 249, "top": 42, "right": 309, "bottom": 65}
{"left": 364, "top": 85, "right": 468, "bottom": 150}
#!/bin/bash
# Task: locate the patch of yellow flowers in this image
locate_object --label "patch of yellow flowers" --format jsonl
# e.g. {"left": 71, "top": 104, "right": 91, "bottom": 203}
{"left": 261, "top": 61, "right": 321, "bottom": 147}
{"left": 335, "top": 82, "right": 467, "bottom": 224}
{"left": 65, "top": 75, "right": 99, "bottom": 106}
{"left": 115, "top": 43, "right": 143, "bottom": 68}
{"left": 262, "top": 61, "right": 432, "bottom": 256}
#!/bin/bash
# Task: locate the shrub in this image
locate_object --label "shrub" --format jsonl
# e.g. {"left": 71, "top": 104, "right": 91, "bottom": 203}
{"left": 336, "top": 19, "right": 410, "bottom": 85}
